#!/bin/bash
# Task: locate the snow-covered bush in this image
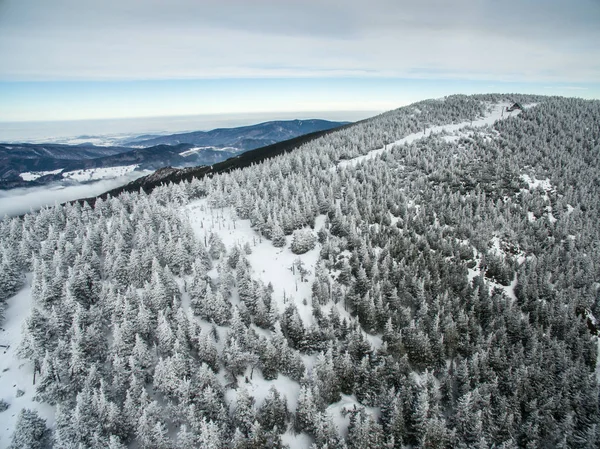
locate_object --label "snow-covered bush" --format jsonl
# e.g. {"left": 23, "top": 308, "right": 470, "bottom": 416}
{"left": 290, "top": 229, "right": 316, "bottom": 254}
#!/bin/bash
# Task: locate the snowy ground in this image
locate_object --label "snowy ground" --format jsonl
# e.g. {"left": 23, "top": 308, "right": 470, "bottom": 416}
{"left": 1, "top": 171, "right": 152, "bottom": 217}
{"left": 338, "top": 102, "right": 525, "bottom": 169}
{"left": 179, "top": 146, "right": 238, "bottom": 157}
{"left": 20, "top": 164, "right": 142, "bottom": 183}
{"left": 19, "top": 169, "right": 63, "bottom": 181}
{"left": 326, "top": 394, "right": 380, "bottom": 438}
{"left": 0, "top": 278, "right": 55, "bottom": 447}
{"left": 61, "top": 164, "right": 140, "bottom": 182}
{"left": 466, "top": 236, "right": 524, "bottom": 302}
{"left": 520, "top": 174, "right": 553, "bottom": 192}
{"left": 185, "top": 200, "right": 324, "bottom": 326}
{"left": 184, "top": 199, "right": 383, "bottom": 448}
{"left": 520, "top": 174, "right": 558, "bottom": 223}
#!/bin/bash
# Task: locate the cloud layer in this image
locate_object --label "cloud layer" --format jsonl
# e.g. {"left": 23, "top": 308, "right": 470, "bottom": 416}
{"left": 1, "top": 0, "right": 599, "bottom": 82}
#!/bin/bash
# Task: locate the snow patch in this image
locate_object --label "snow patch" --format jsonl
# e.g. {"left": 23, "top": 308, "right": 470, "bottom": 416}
{"left": 282, "top": 431, "right": 313, "bottom": 449}
{"left": 326, "top": 394, "right": 380, "bottom": 438}
{"left": 186, "top": 200, "right": 326, "bottom": 326}
{"left": 0, "top": 281, "right": 56, "bottom": 447}
{"left": 19, "top": 169, "right": 63, "bottom": 181}
{"left": 61, "top": 164, "right": 139, "bottom": 182}
{"left": 520, "top": 174, "right": 552, "bottom": 192}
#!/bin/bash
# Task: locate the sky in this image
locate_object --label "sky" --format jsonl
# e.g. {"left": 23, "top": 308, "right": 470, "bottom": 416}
{"left": 0, "top": 0, "right": 599, "bottom": 135}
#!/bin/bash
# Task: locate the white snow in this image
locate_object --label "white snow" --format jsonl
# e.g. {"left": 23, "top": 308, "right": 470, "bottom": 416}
{"left": 281, "top": 431, "right": 313, "bottom": 449}
{"left": 61, "top": 164, "right": 139, "bottom": 182}
{"left": 338, "top": 102, "right": 523, "bottom": 169}
{"left": 466, "top": 237, "right": 524, "bottom": 301}
{"left": 0, "top": 280, "right": 55, "bottom": 447}
{"left": 326, "top": 394, "right": 380, "bottom": 438}
{"left": 186, "top": 200, "right": 326, "bottom": 326}
{"left": 237, "top": 372, "right": 301, "bottom": 412}
{"left": 520, "top": 174, "right": 552, "bottom": 192}
{"left": 179, "top": 146, "right": 238, "bottom": 157}
{"left": 21, "top": 165, "right": 141, "bottom": 183}
{"left": 184, "top": 200, "right": 330, "bottom": 449}
{"left": 19, "top": 169, "right": 63, "bottom": 181}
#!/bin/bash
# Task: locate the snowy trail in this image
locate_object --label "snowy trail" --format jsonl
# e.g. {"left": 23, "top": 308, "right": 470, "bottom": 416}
{"left": 337, "top": 102, "right": 521, "bottom": 169}
{"left": 0, "top": 281, "right": 55, "bottom": 447}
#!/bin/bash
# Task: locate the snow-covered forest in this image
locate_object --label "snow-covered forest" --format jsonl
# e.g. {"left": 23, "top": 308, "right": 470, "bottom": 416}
{"left": 1, "top": 94, "right": 599, "bottom": 448}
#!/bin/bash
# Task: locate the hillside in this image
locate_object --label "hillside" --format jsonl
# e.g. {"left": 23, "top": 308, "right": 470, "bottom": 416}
{"left": 1, "top": 94, "right": 599, "bottom": 448}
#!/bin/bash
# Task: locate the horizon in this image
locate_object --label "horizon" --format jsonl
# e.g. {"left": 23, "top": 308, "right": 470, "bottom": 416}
{"left": 0, "top": 0, "right": 599, "bottom": 127}
{"left": 0, "top": 109, "right": 376, "bottom": 143}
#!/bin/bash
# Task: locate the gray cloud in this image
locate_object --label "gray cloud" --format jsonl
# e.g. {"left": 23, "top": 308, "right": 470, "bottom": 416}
{"left": 0, "top": 0, "right": 598, "bottom": 82}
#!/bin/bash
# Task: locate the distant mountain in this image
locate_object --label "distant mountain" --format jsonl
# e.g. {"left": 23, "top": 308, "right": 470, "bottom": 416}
{"left": 122, "top": 119, "right": 349, "bottom": 149}
{"left": 0, "top": 119, "right": 349, "bottom": 189}
{"left": 0, "top": 143, "right": 132, "bottom": 181}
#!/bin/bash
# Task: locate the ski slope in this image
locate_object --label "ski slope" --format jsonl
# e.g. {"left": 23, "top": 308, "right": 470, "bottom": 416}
{"left": 337, "top": 102, "right": 527, "bottom": 169}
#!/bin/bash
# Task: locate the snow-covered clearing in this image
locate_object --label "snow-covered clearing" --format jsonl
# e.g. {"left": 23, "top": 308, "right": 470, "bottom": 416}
{"left": 326, "top": 394, "right": 380, "bottom": 438}
{"left": 185, "top": 200, "right": 326, "bottom": 448}
{"left": 20, "top": 165, "right": 142, "bottom": 183}
{"left": 183, "top": 199, "right": 383, "bottom": 448}
{"left": 0, "top": 279, "right": 55, "bottom": 447}
{"left": 225, "top": 371, "right": 301, "bottom": 412}
{"left": 186, "top": 200, "right": 324, "bottom": 326}
{"left": 282, "top": 431, "right": 313, "bottom": 449}
{"left": 61, "top": 164, "right": 140, "bottom": 182}
{"left": 520, "top": 174, "right": 553, "bottom": 192}
{"left": 520, "top": 174, "right": 559, "bottom": 223}
{"left": 338, "top": 102, "right": 525, "bottom": 169}
{"left": 19, "top": 169, "right": 63, "bottom": 181}
{"left": 466, "top": 236, "right": 523, "bottom": 302}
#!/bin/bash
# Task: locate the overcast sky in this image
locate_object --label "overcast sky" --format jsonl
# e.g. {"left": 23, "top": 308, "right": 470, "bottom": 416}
{"left": 0, "top": 0, "right": 599, "bottom": 125}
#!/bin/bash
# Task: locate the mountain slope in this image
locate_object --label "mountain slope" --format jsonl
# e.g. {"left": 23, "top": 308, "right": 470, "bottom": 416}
{"left": 2, "top": 94, "right": 599, "bottom": 448}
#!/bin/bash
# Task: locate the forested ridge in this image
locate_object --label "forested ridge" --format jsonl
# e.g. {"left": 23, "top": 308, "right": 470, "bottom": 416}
{"left": 1, "top": 94, "right": 599, "bottom": 448}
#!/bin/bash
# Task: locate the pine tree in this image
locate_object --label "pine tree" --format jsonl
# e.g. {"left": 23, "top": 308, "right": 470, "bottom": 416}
{"left": 9, "top": 409, "right": 51, "bottom": 449}
{"left": 233, "top": 388, "right": 256, "bottom": 437}
{"left": 257, "top": 386, "right": 288, "bottom": 432}
{"left": 295, "top": 385, "right": 317, "bottom": 434}
{"left": 271, "top": 221, "right": 286, "bottom": 248}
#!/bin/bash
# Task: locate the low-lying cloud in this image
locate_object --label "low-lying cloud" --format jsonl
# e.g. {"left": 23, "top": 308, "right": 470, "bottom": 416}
{"left": 0, "top": 172, "right": 148, "bottom": 217}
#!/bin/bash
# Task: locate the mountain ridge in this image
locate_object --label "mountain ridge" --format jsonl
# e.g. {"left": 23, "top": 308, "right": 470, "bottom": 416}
{"left": 122, "top": 119, "right": 350, "bottom": 148}
{"left": 0, "top": 118, "right": 348, "bottom": 189}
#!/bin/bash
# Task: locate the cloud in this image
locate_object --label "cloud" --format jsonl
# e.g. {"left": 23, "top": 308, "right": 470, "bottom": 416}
{"left": 0, "top": 0, "right": 598, "bottom": 83}
{"left": 0, "top": 173, "right": 146, "bottom": 217}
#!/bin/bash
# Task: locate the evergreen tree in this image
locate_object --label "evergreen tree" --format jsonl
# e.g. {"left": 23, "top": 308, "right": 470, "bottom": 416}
{"left": 9, "top": 409, "right": 51, "bottom": 449}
